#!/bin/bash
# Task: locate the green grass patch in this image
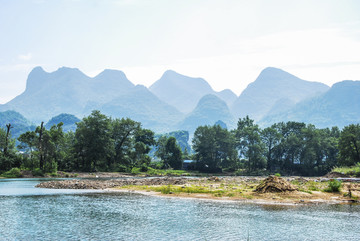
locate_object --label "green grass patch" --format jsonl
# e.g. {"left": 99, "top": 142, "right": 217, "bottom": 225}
{"left": 146, "top": 167, "right": 190, "bottom": 176}
{"left": 306, "top": 181, "right": 321, "bottom": 191}
{"left": 299, "top": 188, "right": 312, "bottom": 194}
{"left": 144, "top": 184, "right": 227, "bottom": 196}
{"left": 332, "top": 163, "right": 360, "bottom": 177}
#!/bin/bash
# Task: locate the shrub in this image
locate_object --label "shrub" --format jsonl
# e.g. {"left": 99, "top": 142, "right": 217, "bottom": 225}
{"left": 324, "top": 179, "right": 342, "bottom": 192}
{"left": 131, "top": 167, "right": 141, "bottom": 175}
{"left": 1, "top": 168, "right": 22, "bottom": 178}
{"left": 32, "top": 168, "right": 44, "bottom": 177}
{"left": 274, "top": 173, "right": 281, "bottom": 177}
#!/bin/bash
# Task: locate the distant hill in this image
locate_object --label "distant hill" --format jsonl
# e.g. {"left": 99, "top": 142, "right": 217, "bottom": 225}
{"left": 1, "top": 66, "right": 358, "bottom": 135}
{"left": 149, "top": 70, "right": 237, "bottom": 113}
{"left": 0, "top": 67, "right": 135, "bottom": 123}
{"left": 177, "top": 94, "right": 235, "bottom": 133}
{"left": 45, "top": 113, "right": 81, "bottom": 132}
{"left": 0, "top": 67, "right": 184, "bottom": 132}
{"left": 260, "top": 80, "right": 360, "bottom": 128}
{"left": 231, "top": 67, "right": 329, "bottom": 121}
{"left": 0, "top": 111, "right": 35, "bottom": 138}
{"left": 155, "top": 130, "right": 191, "bottom": 153}
{"left": 100, "top": 85, "right": 184, "bottom": 132}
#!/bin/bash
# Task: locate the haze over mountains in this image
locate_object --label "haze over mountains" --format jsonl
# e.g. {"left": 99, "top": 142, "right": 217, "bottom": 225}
{"left": 260, "top": 80, "right": 360, "bottom": 128}
{"left": 231, "top": 67, "right": 330, "bottom": 121}
{"left": 0, "top": 66, "right": 359, "bottom": 136}
{"left": 149, "top": 70, "right": 237, "bottom": 113}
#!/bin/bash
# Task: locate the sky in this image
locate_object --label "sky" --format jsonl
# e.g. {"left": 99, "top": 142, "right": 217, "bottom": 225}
{"left": 1, "top": 0, "right": 360, "bottom": 104}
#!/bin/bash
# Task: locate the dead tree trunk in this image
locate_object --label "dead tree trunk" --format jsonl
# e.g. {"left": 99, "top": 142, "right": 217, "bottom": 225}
{"left": 4, "top": 123, "right": 12, "bottom": 156}
{"left": 39, "top": 122, "right": 44, "bottom": 171}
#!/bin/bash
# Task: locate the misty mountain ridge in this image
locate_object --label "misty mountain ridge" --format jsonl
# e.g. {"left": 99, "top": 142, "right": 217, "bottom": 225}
{"left": 149, "top": 70, "right": 237, "bottom": 113}
{"left": 0, "top": 66, "right": 358, "bottom": 137}
{"left": 177, "top": 94, "right": 235, "bottom": 133}
{"left": 0, "top": 66, "right": 135, "bottom": 123}
{"left": 45, "top": 113, "right": 81, "bottom": 132}
{"left": 260, "top": 80, "right": 360, "bottom": 128}
{"left": 231, "top": 67, "right": 330, "bottom": 121}
{"left": 0, "top": 110, "right": 35, "bottom": 138}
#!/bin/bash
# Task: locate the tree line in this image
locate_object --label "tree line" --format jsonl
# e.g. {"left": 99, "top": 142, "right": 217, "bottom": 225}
{"left": 0, "top": 110, "right": 359, "bottom": 176}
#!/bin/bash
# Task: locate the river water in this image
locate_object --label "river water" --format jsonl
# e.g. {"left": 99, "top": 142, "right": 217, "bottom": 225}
{"left": 0, "top": 178, "right": 359, "bottom": 240}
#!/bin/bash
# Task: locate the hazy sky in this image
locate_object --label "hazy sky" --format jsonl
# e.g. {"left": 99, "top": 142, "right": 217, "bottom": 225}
{"left": 1, "top": 0, "right": 360, "bottom": 103}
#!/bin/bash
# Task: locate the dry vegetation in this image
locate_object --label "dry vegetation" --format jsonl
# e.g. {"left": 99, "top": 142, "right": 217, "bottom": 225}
{"left": 114, "top": 176, "right": 360, "bottom": 204}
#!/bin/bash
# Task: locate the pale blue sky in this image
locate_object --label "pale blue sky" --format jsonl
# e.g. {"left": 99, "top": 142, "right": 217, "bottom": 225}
{"left": 1, "top": 0, "right": 360, "bottom": 103}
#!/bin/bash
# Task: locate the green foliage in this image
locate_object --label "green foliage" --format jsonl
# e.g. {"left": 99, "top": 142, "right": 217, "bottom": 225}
{"left": 324, "top": 179, "right": 342, "bottom": 192}
{"left": 1, "top": 110, "right": 360, "bottom": 177}
{"left": 339, "top": 124, "right": 360, "bottom": 166}
{"left": 193, "top": 124, "right": 238, "bottom": 172}
{"left": 131, "top": 167, "right": 141, "bottom": 175}
{"left": 1, "top": 167, "right": 22, "bottom": 178}
{"left": 32, "top": 168, "right": 44, "bottom": 177}
{"left": 235, "top": 116, "right": 266, "bottom": 171}
{"left": 274, "top": 173, "right": 281, "bottom": 177}
{"left": 74, "top": 110, "right": 113, "bottom": 171}
{"left": 156, "top": 136, "right": 183, "bottom": 169}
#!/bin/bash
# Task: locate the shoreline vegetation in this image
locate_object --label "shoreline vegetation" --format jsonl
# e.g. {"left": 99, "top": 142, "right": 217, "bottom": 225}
{"left": 35, "top": 175, "right": 360, "bottom": 205}
{"left": 2, "top": 111, "right": 360, "bottom": 183}
{"left": 2, "top": 110, "right": 360, "bottom": 207}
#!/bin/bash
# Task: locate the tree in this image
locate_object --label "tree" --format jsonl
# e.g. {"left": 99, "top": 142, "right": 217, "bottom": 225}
{"left": 156, "top": 136, "right": 182, "bottom": 169}
{"left": 261, "top": 125, "right": 281, "bottom": 171}
{"left": 0, "top": 126, "right": 18, "bottom": 171}
{"left": 111, "top": 118, "right": 140, "bottom": 169}
{"left": 36, "top": 122, "right": 45, "bottom": 170}
{"left": 74, "top": 110, "right": 114, "bottom": 171}
{"left": 339, "top": 124, "right": 360, "bottom": 166}
{"left": 192, "top": 126, "right": 219, "bottom": 172}
{"left": 4, "top": 123, "right": 13, "bottom": 156}
{"left": 111, "top": 118, "right": 154, "bottom": 171}
{"left": 235, "top": 116, "right": 265, "bottom": 171}
{"left": 192, "top": 125, "right": 237, "bottom": 172}
{"left": 57, "top": 131, "right": 76, "bottom": 171}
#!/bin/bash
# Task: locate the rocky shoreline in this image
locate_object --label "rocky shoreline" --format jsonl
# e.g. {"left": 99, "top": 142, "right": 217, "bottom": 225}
{"left": 35, "top": 176, "right": 360, "bottom": 205}
{"left": 35, "top": 177, "right": 193, "bottom": 189}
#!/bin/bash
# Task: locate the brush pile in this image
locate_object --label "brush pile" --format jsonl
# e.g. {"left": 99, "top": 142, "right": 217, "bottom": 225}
{"left": 255, "top": 176, "right": 298, "bottom": 193}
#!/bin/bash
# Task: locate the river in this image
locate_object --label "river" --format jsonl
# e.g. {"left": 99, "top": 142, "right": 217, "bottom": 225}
{"left": 0, "top": 178, "right": 359, "bottom": 240}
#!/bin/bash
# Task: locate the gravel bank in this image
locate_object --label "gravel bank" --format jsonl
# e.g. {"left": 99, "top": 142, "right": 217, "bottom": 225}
{"left": 36, "top": 177, "right": 194, "bottom": 189}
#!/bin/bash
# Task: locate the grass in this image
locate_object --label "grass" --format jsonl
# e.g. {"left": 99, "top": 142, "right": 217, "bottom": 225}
{"left": 118, "top": 182, "right": 257, "bottom": 199}
{"left": 151, "top": 185, "right": 226, "bottom": 195}
{"left": 332, "top": 163, "right": 360, "bottom": 177}
{"left": 116, "top": 176, "right": 358, "bottom": 202}
{"left": 145, "top": 168, "right": 191, "bottom": 176}
{"left": 292, "top": 180, "right": 328, "bottom": 194}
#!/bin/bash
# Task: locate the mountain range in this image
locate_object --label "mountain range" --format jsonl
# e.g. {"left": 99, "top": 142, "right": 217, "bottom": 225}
{"left": 231, "top": 67, "right": 330, "bottom": 121}
{"left": 149, "top": 70, "right": 237, "bottom": 113}
{"left": 0, "top": 66, "right": 359, "bottom": 136}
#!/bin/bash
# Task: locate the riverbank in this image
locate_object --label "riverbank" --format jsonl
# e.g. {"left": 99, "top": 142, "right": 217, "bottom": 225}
{"left": 36, "top": 176, "right": 360, "bottom": 205}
